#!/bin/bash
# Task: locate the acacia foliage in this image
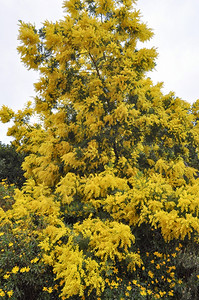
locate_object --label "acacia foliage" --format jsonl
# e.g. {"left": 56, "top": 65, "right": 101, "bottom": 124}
{"left": 1, "top": 0, "right": 199, "bottom": 298}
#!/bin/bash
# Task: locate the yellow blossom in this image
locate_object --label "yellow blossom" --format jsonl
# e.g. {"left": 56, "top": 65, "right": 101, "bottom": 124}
{"left": 20, "top": 267, "right": 30, "bottom": 273}
{"left": 159, "top": 291, "right": 166, "bottom": 297}
{"left": 156, "top": 264, "right": 160, "bottom": 269}
{"left": 178, "top": 279, "right": 183, "bottom": 284}
{"left": 168, "top": 290, "right": 174, "bottom": 296}
{"left": 7, "top": 290, "right": 13, "bottom": 298}
{"left": 3, "top": 273, "right": 10, "bottom": 279}
{"left": 30, "top": 257, "right": 39, "bottom": 263}
{"left": 140, "top": 290, "right": 147, "bottom": 296}
{"left": 148, "top": 271, "right": 154, "bottom": 278}
{"left": 11, "top": 266, "right": 19, "bottom": 274}
{"left": 0, "top": 290, "right": 5, "bottom": 297}
{"left": 153, "top": 252, "right": 162, "bottom": 258}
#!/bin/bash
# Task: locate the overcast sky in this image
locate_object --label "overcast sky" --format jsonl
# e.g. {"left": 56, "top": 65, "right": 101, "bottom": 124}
{"left": 0, "top": 0, "right": 199, "bottom": 144}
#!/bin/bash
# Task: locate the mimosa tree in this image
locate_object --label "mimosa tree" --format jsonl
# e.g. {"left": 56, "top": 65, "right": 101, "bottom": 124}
{"left": 1, "top": 0, "right": 199, "bottom": 299}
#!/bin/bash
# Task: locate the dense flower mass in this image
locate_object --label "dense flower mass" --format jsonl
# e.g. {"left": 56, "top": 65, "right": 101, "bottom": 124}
{"left": 1, "top": 0, "right": 199, "bottom": 299}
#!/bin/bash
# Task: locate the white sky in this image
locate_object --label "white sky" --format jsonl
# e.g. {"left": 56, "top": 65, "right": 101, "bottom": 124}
{"left": 0, "top": 0, "right": 199, "bottom": 144}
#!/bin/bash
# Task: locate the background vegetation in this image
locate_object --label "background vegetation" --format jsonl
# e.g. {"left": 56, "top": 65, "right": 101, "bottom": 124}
{"left": 0, "top": 143, "right": 25, "bottom": 188}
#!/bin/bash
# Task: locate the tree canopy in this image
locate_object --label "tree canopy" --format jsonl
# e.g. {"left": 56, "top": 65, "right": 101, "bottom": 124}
{"left": 1, "top": 0, "right": 199, "bottom": 299}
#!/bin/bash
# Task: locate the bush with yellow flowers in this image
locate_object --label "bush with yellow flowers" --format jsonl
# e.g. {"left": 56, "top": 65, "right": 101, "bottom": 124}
{"left": 1, "top": 0, "right": 199, "bottom": 299}
{"left": 0, "top": 179, "right": 15, "bottom": 211}
{"left": 0, "top": 215, "right": 60, "bottom": 299}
